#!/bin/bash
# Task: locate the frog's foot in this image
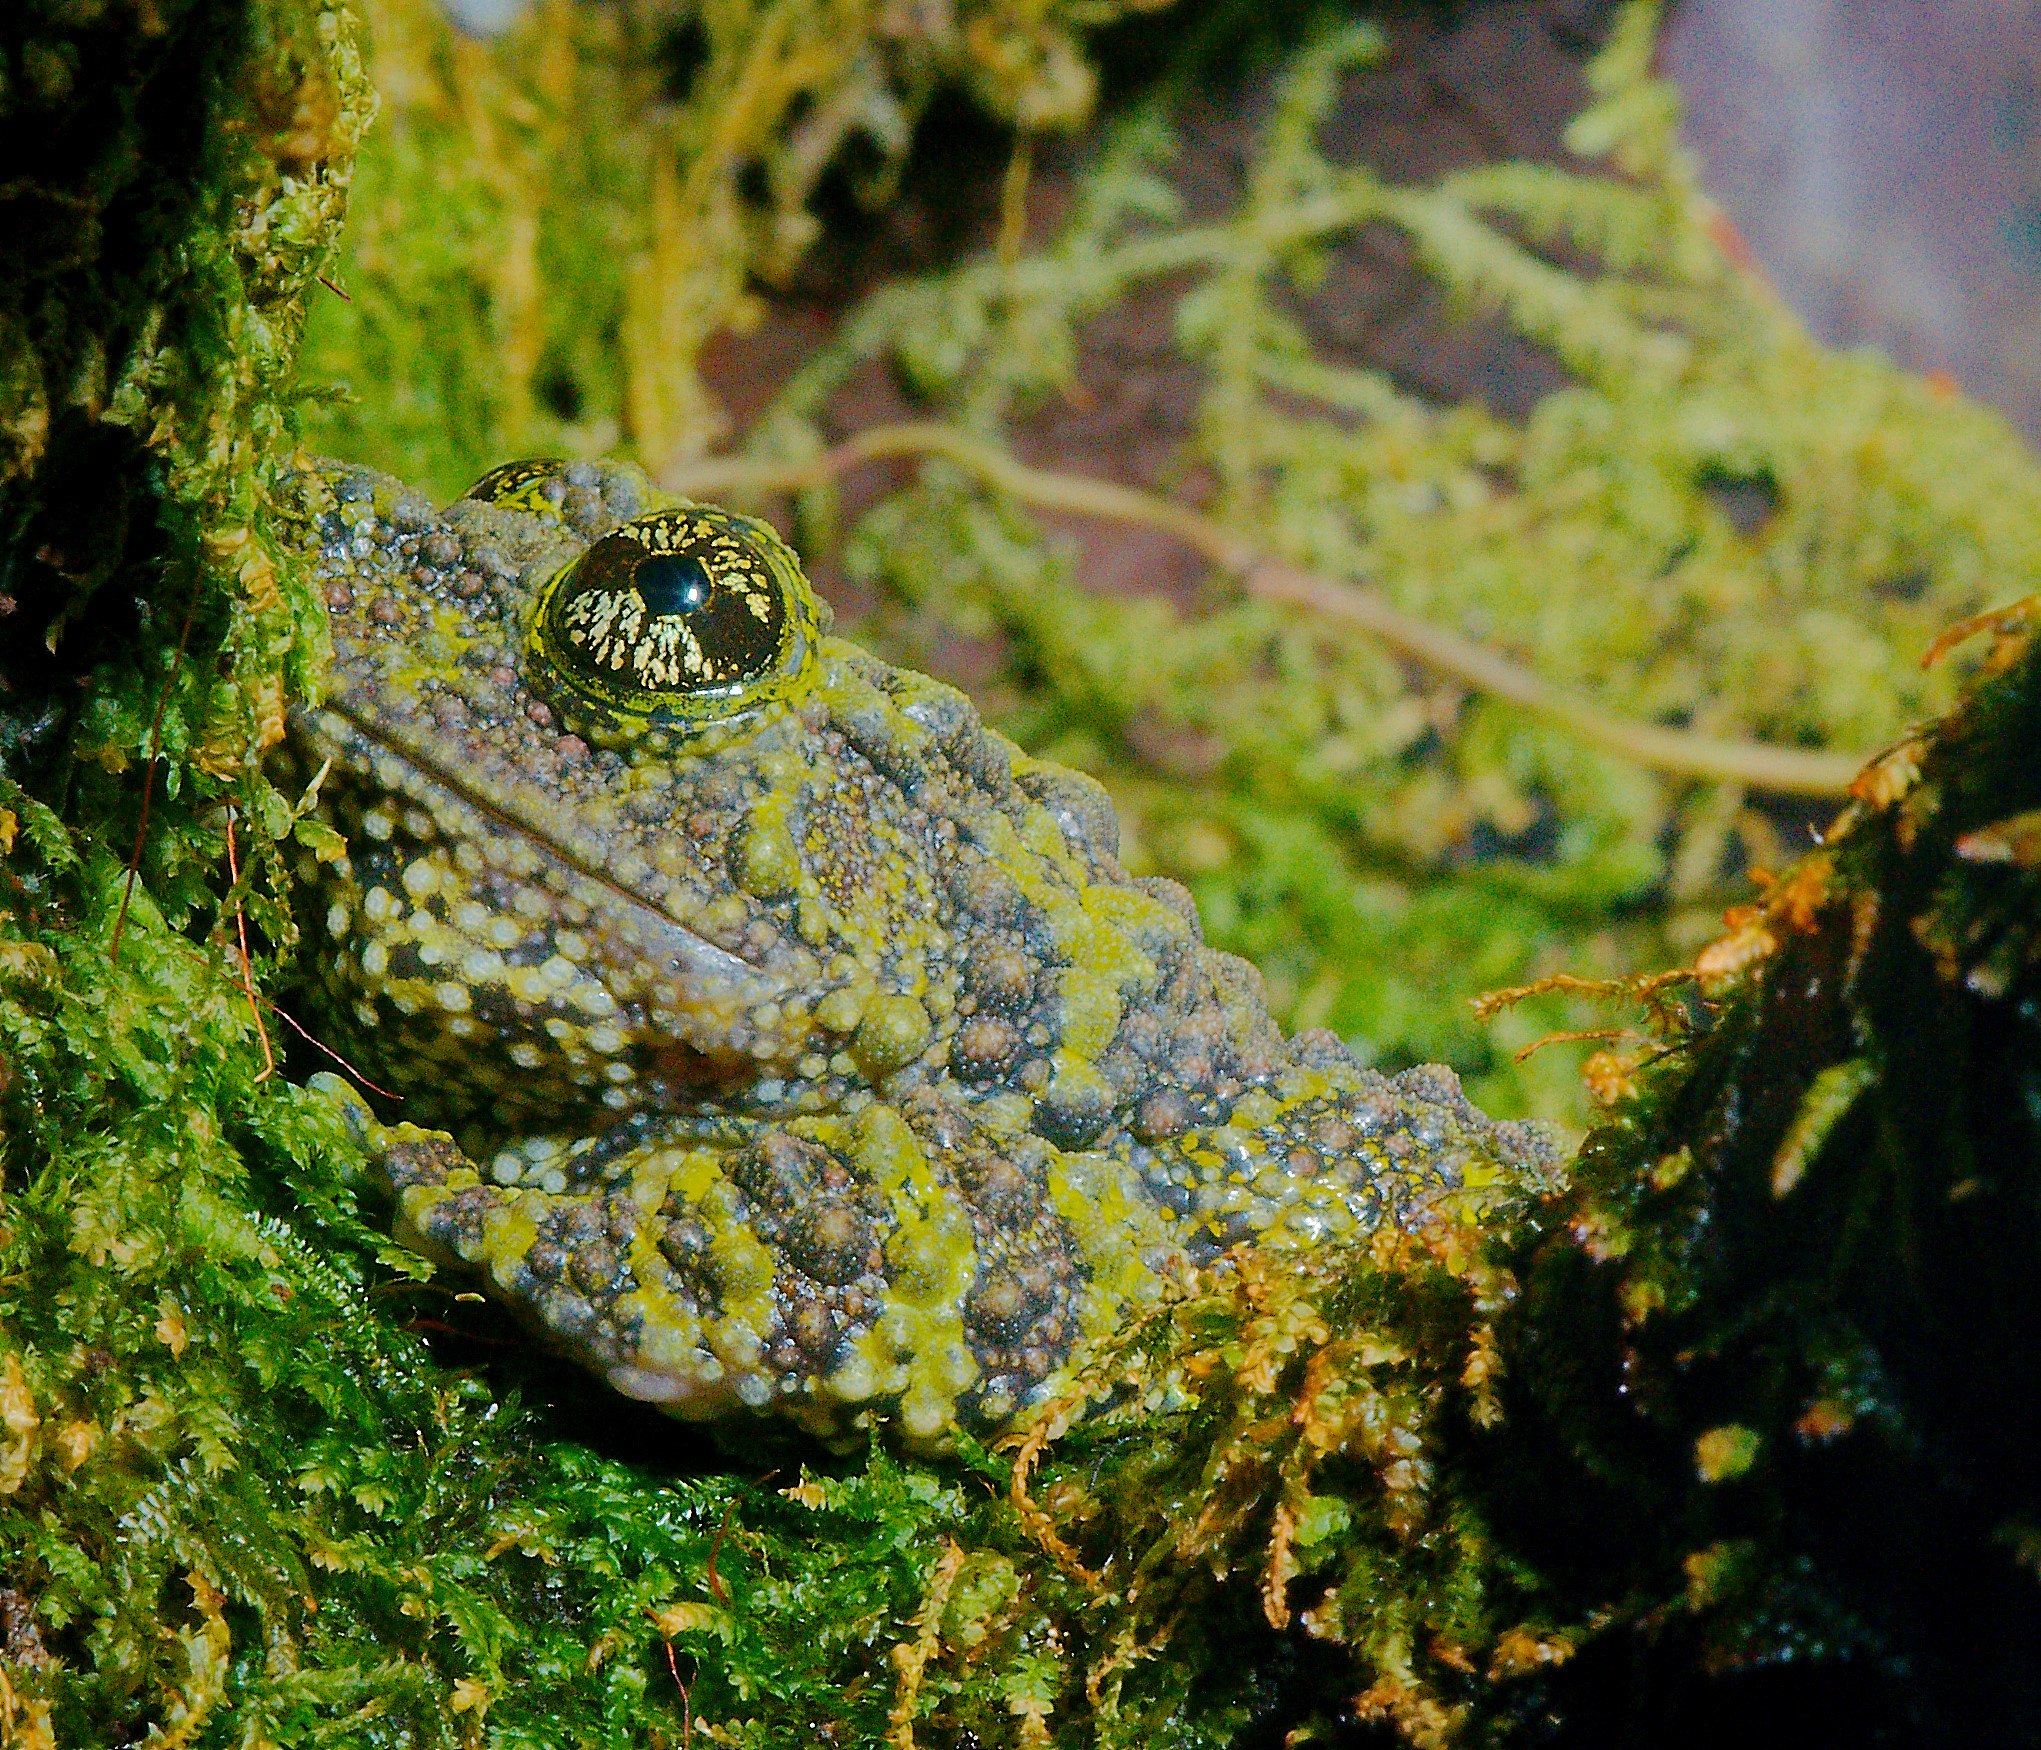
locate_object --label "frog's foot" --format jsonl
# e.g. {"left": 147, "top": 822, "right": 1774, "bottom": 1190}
{"left": 307, "top": 1071, "right": 488, "bottom": 1252}
{"left": 1188, "top": 1058, "right": 1563, "bottom": 1251}
{"left": 323, "top": 1103, "right": 1171, "bottom": 1449}
{"left": 311, "top": 1075, "right": 707, "bottom": 1403}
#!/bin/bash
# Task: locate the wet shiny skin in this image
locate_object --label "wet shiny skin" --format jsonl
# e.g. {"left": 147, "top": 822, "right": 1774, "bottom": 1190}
{"left": 295, "top": 458, "right": 1554, "bottom": 1448}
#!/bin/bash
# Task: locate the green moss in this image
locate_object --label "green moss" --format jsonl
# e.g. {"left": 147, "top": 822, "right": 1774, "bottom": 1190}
{"left": 1445, "top": 612, "right": 2041, "bottom": 1742}
{"left": 299, "top": 0, "right": 1173, "bottom": 495}
{"left": 8, "top": 1, "right": 2041, "bottom": 1744}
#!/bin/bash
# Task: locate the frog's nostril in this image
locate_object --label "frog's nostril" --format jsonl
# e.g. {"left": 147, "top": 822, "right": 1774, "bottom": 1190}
{"left": 646, "top": 1039, "right": 753, "bottom": 1099}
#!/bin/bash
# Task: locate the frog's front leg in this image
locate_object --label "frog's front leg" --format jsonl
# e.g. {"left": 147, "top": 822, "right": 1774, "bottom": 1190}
{"left": 315, "top": 1077, "right": 1185, "bottom": 1447}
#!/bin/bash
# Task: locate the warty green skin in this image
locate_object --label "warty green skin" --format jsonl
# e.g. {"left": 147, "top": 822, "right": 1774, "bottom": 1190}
{"left": 293, "top": 459, "right": 1556, "bottom": 1449}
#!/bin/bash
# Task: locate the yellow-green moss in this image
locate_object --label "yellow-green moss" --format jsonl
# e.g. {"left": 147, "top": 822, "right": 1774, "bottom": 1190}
{"left": 300, "top": 0, "right": 1175, "bottom": 493}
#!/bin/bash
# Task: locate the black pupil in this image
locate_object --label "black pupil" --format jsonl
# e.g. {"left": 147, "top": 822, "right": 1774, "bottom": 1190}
{"left": 634, "top": 552, "right": 713, "bottom": 617}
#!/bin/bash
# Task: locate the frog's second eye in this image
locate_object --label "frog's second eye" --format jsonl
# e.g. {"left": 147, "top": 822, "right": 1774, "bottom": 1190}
{"left": 527, "top": 506, "right": 819, "bottom": 727}
{"left": 464, "top": 458, "right": 569, "bottom": 512}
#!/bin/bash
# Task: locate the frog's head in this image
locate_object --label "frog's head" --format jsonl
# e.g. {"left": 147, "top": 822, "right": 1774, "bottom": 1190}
{"left": 302, "top": 460, "right": 1162, "bottom": 1156}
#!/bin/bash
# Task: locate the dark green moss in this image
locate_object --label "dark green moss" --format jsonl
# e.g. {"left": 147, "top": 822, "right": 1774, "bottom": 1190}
{"left": 1457, "top": 619, "right": 2041, "bottom": 1745}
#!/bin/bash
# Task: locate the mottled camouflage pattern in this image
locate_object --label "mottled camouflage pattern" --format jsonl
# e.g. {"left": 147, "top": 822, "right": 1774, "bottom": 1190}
{"left": 294, "top": 460, "right": 1555, "bottom": 1447}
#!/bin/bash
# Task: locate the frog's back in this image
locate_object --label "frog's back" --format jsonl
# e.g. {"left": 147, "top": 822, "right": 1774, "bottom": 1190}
{"left": 293, "top": 460, "right": 1556, "bottom": 1445}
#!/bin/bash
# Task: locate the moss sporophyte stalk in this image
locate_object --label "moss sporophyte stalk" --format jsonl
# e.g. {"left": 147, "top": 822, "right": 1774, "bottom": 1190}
{"left": 5, "top": 0, "right": 2041, "bottom": 1743}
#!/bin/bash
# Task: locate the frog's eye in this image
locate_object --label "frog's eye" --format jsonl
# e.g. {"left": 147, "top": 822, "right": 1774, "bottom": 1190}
{"left": 526, "top": 505, "right": 820, "bottom": 726}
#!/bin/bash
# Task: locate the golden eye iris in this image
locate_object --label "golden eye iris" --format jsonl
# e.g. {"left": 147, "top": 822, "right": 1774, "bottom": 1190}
{"left": 527, "top": 505, "right": 821, "bottom": 728}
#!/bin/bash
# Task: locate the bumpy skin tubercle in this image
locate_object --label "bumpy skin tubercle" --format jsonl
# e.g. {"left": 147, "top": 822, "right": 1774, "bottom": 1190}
{"left": 292, "top": 459, "right": 1555, "bottom": 1449}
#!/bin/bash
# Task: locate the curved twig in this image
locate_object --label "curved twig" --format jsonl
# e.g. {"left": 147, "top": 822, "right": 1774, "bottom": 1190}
{"left": 667, "top": 421, "right": 1864, "bottom": 796}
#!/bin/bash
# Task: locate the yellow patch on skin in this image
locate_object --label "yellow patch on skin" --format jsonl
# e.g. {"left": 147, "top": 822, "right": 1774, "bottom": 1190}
{"left": 852, "top": 993, "right": 933, "bottom": 1078}
{"left": 733, "top": 800, "right": 802, "bottom": 898}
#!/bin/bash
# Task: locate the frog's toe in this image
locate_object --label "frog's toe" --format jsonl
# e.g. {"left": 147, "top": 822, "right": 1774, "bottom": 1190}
{"left": 307, "top": 1071, "right": 379, "bottom": 1144}
{"left": 306, "top": 1073, "right": 477, "bottom": 1201}
{"left": 379, "top": 1125, "right": 472, "bottom": 1193}
{"left": 391, "top": 1174, "right": 501, "bottom": 1271}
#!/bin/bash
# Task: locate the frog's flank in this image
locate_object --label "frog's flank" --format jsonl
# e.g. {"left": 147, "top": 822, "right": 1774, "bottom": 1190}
{"left": 291, "top": 459, "right": 1557, "bottom": 1449}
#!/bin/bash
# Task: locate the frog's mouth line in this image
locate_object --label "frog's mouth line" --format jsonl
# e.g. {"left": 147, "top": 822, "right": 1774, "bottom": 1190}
{"left": 316, "top": 701, "right": 778, "bottom": 998}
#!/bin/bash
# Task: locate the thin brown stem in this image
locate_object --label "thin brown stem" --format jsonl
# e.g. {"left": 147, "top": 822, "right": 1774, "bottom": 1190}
{"left": 667, "top": 421, "right": 1864, "bottom": 796}
{"left": 224, "top": 811, "right": 276, "bottom": 1081}
{"left": 265, "top": 999, "right": 403, "bottom": 1100}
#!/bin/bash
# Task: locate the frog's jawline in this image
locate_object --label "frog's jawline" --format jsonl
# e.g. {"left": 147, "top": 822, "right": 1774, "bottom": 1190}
{"left": 320, "top": 697, "right": 769, "bottom": 991}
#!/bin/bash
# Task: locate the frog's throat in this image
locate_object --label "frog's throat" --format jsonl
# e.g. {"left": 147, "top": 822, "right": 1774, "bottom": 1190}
{"left": 311, "top": 701, "right": 794, "bottom": 1043}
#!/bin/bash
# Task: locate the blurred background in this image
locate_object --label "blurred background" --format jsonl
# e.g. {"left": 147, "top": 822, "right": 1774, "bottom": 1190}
{"left": 299, "top": 0, "right": 2041, "bottom": 1135}
{"left": 1671, "top": 0, "right": 2041, "bottom": 443}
